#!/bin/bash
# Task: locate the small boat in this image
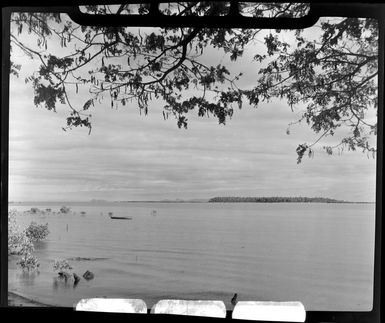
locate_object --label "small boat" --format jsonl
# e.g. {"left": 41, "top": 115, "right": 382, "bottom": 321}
{"left": 109, "top": 214, "right": 132, "bottom": 220}
{"left": 151, "top": 210, "right": 157, "bottom": 216}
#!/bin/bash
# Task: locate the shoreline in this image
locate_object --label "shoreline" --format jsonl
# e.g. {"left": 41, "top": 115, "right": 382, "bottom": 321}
{"left": 8, "top": 291, "right": 53, "bottom": 307}
{"left": 9, "top": 201, "right": 375, "bottom": 205}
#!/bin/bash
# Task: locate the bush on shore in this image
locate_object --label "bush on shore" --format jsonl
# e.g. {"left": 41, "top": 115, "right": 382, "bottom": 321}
{"left": 8, "top": 210, "right": 34, "bottom": 256}
{"left": 59, "top": 206, "right": 71, "bottom": 214}
{"left": 8, "top": 210, "right": 49, "bottom": 271}
{"left": 53, "top": 259, "right": 73, "bottom": 280}
{"left": 25, "top": 222, "right": 49, "bottom": 241}
{"left": 17, "top": 253, "right": 40, "bottom": 271}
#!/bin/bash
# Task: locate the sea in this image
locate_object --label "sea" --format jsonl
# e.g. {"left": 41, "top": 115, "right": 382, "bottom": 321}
{"left": 8, "top": 202, "right": 375, "bottom": 311}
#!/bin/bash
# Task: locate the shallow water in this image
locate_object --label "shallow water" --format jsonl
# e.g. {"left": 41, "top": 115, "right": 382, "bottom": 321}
{"left": 8, "top": 202, "right": 375, "bottom": 311}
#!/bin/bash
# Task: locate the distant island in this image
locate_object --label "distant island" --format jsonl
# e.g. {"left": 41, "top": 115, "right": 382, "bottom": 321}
{"left": 114, "top": 197, "right": 373, "bottom": 204}
{"left": 209, "top": 197, "right": 351, "bottom": 203}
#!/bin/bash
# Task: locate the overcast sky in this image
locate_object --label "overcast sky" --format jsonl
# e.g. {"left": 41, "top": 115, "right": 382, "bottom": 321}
{"left": 8, "top": 15, "right": 377, "bottom": 202}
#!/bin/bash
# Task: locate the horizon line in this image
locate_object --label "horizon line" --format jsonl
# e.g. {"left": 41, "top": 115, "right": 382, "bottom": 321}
{"left": 8, "top": 198, "right": 376, "bottom": 204}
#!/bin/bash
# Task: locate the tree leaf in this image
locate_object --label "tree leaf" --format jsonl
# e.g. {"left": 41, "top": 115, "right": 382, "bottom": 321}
{"left": 83, "top": 99, "right": 93, "bottom": 110}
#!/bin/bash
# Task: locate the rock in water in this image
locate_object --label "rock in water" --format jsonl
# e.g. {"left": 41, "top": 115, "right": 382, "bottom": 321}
{"left": 73, "top": 273, "right": 81, "bottom": 284}
{"left": 58, "top": 271, "right": 70, "bottom": 281}
{"left": 83, "top": 270, "right": 94, "bottom": 280}
{"left": 231, "top": 293, "right": 238, "bottom": 306}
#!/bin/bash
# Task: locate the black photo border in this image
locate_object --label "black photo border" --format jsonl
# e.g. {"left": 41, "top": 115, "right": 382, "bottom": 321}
{"left": 1, "top": 1, "right": 383, "bottom": 322}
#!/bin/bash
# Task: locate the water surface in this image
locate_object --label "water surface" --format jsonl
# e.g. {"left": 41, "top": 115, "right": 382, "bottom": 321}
{"left": 8, "top": 202, "right": 375, "bottom": 311}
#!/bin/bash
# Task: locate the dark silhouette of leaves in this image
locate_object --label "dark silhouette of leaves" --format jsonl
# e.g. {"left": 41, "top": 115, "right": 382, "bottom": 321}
{"left": 10, "top": 3, "right": 377, "bottom": 162}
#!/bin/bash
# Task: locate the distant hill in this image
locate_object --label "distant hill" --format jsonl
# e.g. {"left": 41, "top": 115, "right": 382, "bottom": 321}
{"left": 208, "top": 196, "right": 349, "bottom": 203}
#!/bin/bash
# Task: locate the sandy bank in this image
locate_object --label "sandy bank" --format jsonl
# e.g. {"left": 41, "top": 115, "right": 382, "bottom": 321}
{"left": 8, "top": 291, "right": 52, "bottom": 307}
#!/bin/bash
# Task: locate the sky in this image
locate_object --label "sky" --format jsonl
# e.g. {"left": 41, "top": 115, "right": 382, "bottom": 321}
{"left": 8, "top": 14, "right": 377, "bottom": 202}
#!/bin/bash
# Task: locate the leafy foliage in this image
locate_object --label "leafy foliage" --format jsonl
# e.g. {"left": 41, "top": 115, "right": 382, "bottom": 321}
{"left": 254, "top": 18, "right": 378, "bottom": 162}
{"left": 59, "top": 206, "right": 71, "bottom": 214}
{"left": 17, "top": 253, "right": 40, "bottom": 271}
{"left": 53, "top": 259, "right": 73, "bottom": 271}
{"left": 10, "top": 61, "right": 21, "bottom": 76}
{"left": 10, "top": 3, "right": 377, "bottom": 162}
{"left": 8, "top": 227, "right": 35, "bottom": 256}
{"left": 53, "top": 259, "right": 73, "bottom": 280}
{"left": 8, "top": 210, "right": 41, "bottom": 271}
{"left": 25, "top": 222, "right": 50, "bottom": 242}
{"left": 8, "top": 210, "right": 34, "bottom": 256}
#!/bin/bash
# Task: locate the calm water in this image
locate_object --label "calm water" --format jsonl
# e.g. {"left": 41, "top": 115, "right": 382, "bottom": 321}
{"left": 8, "top": 202, "right": 375, "bottom": 311}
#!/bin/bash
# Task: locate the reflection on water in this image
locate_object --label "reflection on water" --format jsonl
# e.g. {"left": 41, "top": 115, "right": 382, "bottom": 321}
{"left": 53, "top": 277, "right": 76, "bottom": 290}
{"left": 17, "top": 271, "right": 39, "bottom": 285}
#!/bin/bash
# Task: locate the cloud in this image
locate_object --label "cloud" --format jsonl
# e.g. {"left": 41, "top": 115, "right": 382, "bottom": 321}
{"left": 7, "top": 21, "right": 377, "bottom": 202}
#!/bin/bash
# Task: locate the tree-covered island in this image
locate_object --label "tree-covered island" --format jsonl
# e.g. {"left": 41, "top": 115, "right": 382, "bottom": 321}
{"left": 209, "top": 197, "right": 349, "bottom": 203}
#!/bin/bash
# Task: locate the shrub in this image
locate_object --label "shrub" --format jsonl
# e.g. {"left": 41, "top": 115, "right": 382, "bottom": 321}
{"left": 8, "top": 209, "right": 19, "bottom": 234}
{"left": 8, "top": 209, "right": 46, "bottom": 272}
{"left": 53, "top": 259, "right": 72, "bottom": 271}
{"left": 25, "top": 222, "right": 49, "bottom": 241}
{"left": 8, "top": 230, "right": 34, "bottom": 255}
{"left": 8, "top": 210, "right": 34, "bottom": 255}
{"left": 17, "top": 252, "right": 40, "bottom": 271}
{"left": 53, "top": 259, "right": 73, "bottom": 280}
{"left": 60, "top": 206, "right": 71, "bottom": 214}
